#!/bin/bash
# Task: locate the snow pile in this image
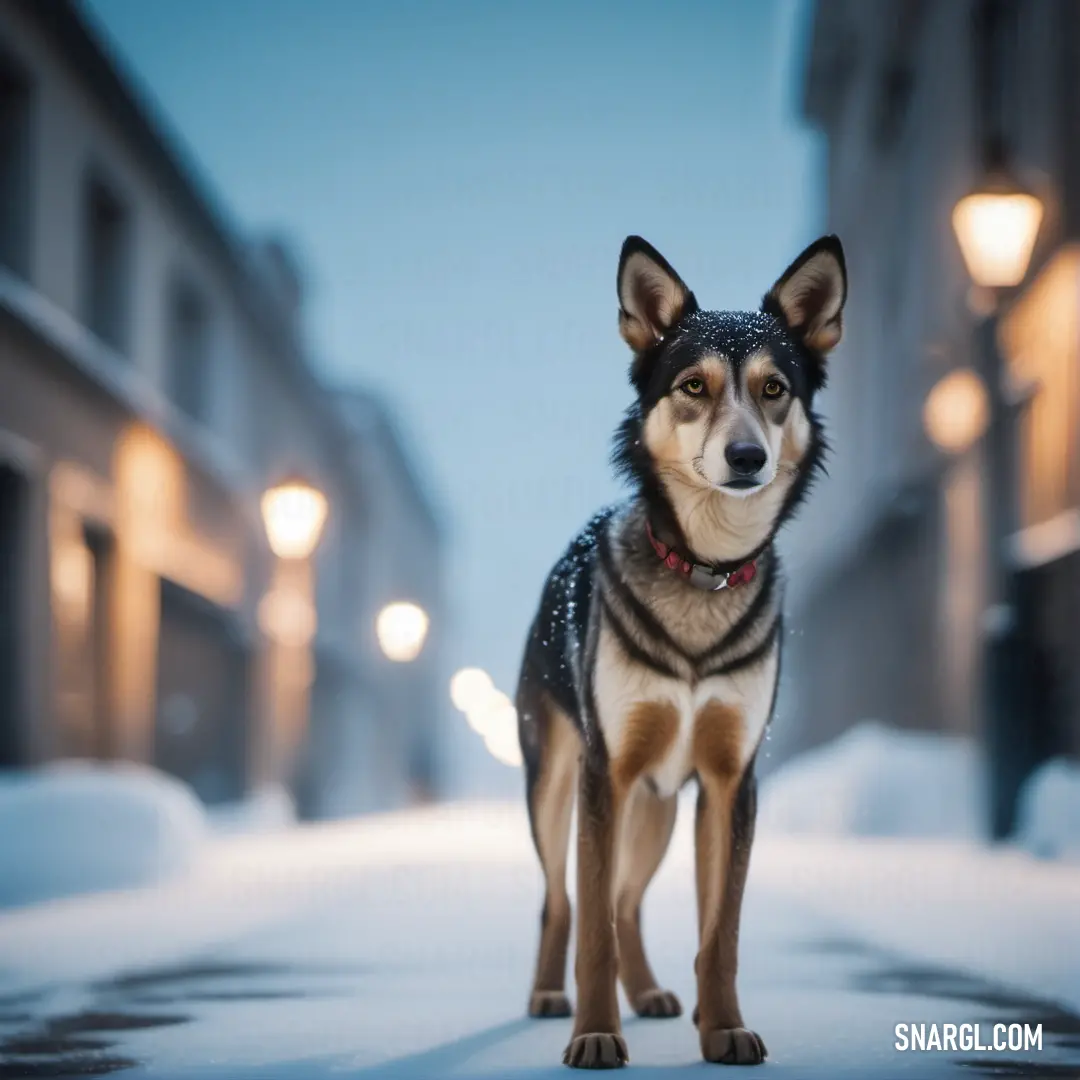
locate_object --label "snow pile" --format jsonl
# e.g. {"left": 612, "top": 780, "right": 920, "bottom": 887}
{"left": 0, "top": 761, "right": 207, "bottom": 908}
{"left": 1016, "top": 757, "right": 1080, "bottom": 860}
{"left": 759, "top": 720, "right": 985, "bottom": 839}
{"left": 207, "top": 784, "right": 297, "bottom": 834}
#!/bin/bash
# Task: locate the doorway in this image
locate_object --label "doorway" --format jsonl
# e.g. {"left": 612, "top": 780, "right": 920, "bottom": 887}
{"left": 84, "top": 524, "right": 114, "bottom": 759}
{"left": 155, "top": 578, "right": 249, "bottom": 804}
{"left": 0, "top": 464, "right": 26, "bottom": 766}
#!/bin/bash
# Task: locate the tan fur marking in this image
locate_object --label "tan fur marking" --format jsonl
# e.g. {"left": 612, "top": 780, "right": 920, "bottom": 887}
{"left": 612, "top": 701, "right": 680, "bottom": 794}
{"left": 806, "top": 317, "right": 842, "bottom": 354}
{"left": 742, "top": 352, "right": 782, "bottom": 400}
{"left": 620, "top": 311, "right": 656, "bottom": 352}
{"left": 642, "top": 397, "right": 681, "bottom": 466}
{"left": 692, "top": 700, "right": 745, "bottom": 782}
{"left": 692, "top": 703, "right": 751, "bottom": 1048}
{"left": 571, "top": 765, "right": 624, "bottom": 1045}
{"left": 780, "top": 398, "right": 811, "bottom": 468}
{"left": 698, "top": 355, "right": 727, "bottom": 398}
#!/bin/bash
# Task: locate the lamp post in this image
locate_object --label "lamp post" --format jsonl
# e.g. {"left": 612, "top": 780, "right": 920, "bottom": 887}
{"left": 949, "top": 172, "right": 1043, "bottom": 839}
{"left": 259, "top": 476, "right": 328, "bottom": 790}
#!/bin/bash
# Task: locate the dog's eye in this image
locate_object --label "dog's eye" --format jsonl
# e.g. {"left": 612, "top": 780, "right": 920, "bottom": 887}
{"left": 680, "top": 377, "right": 705, "bottom": 396}
{"left": 763, "top": 378, "right": 786, "bottom": 399}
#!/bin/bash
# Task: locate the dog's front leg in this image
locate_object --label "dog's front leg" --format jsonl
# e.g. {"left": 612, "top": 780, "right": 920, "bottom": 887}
{"left": 694, "top": 765, "right": 767, "bottom": 1066}
{"left": 563, "top": 759, "right": 628, "bottom": 1069}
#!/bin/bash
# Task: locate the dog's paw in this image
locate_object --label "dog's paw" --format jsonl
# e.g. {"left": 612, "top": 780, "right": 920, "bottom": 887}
{"left": 529, "top": 990, "right": 573, "bottom": 1018}
{"left": 701, "top": 1027, "right": 767, "bottom": 1065}
{"left": 632, "top": 988, "right": 682, "bottom": 1018}
{"left": 563, "top": 1032, "right": 629, "bottom": 1069}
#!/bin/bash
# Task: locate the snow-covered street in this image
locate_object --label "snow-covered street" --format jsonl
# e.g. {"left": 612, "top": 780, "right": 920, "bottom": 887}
{"left": 1, "top": 799, "right": 1078, "bottom": 1079}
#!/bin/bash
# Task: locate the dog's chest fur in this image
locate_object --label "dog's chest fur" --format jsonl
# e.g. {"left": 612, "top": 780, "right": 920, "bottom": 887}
{"left": 591, "top": 505, "right": 781, "bottom": 798}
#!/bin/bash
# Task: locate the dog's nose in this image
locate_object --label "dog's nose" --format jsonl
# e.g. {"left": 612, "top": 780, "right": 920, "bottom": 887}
{"left": 725, "top": 441, "right": 767, "bottom": 476}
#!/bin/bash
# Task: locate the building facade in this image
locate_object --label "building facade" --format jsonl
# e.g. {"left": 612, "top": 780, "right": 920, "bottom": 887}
{"left": 0, "top": 0, "right": 446, "bottom": 815}
{"left": 778, "top": 0, "right": 1080, "bottom": 809}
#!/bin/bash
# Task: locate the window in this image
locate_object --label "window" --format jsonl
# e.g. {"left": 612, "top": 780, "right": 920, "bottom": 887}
{"left": 82, "top": 172, "right": 131, "bottom": 353}
{"left": 0, "top": 49, "right": 32, "bottom": 278}
{"left": 870, "top": 0, "right": 927, "bottom": 153}
{"left": 167, "top": 275, "right": 212, "bottom": 422}
{"left": 873, "top": 63, "right": 914, "bottom": 151}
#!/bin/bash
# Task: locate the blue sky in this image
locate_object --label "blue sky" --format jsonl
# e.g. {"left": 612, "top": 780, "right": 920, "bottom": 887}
{"left": 84, "top": 0, "right": 821, "bottom": 776}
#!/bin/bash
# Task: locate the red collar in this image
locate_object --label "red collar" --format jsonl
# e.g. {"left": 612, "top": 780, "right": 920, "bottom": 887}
{"left": 646, "top": 520, "right": 758, "bottom": 592}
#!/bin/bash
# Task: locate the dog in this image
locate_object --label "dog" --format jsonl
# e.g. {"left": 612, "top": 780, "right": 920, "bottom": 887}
{"left": 515, "top": 234, "right": 846, "bottom": 1068}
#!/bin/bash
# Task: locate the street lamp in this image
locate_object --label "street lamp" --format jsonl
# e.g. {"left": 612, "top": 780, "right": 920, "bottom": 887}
{"left": 950, "top": 169, "right": 1043, "bottom": 839}
{"left": 375, "top": 601, "right": 429, "bottom": 662}
{"left": 259, "top": 475, "right": 328, "bottom": 793}
{"left": 260, "top": 477, "right": 329, "bottom": 560}
{"left": 447, "top": 666, "right": 523, "bottom": 768}
{"left": 952, "top": 178, "right": 1044, "bottom": 290}
{"left": 923, "top": 367, "right": 989, "bottom": 455}
{"left": 449, "top": 667, "right": 494, "bottom": 713}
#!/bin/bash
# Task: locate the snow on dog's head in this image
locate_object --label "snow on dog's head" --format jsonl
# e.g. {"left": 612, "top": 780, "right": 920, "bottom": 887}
{"left": 612, "top": 235, "right": 845, "bottom": 563}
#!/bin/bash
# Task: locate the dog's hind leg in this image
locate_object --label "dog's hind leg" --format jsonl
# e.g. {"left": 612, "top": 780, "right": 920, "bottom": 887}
{"left": 615, "top": 782, "right": 681, "bottom": 1018}
{"left": 520, "top": 680, "right": 579, "bottom": 1019}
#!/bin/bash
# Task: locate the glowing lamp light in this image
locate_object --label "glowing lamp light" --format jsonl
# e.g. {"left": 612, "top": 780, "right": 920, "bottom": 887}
{"left": 448, "top": 666, "right": 523, "bottom": 767}
{"left": 464, "top": 689, "right": 515, "bottom": 738}
{"left": 952, "top": 185, "right": 1043, "bottom": 289}
{"left": 257, "top": 587, "right": 318, "bottom": 648}
{"left": 53, "top": 542, "right": 92, "bottom": 609}
{"left": 484, "top": 719, "right": 524, "bottom": 768}
{"left": 261, "top": 479, "right": 328, "bottom": 559}
{"left": 924, "top": 367, "right": 990, "bottom": 454}
{"left": 376, "top": 601, "right": 430, "bottom": 662}
{"left": 450, "top": 668, "right": 495, "bottom": 712}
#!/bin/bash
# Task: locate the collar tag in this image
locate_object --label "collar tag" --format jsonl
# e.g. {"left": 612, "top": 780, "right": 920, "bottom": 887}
{"left": 647, "top": 520, "right": 757, "bottom": 592}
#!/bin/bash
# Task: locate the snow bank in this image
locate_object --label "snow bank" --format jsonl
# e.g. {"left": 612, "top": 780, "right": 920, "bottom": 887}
{"left": 1016, "top": 757, "right": 1080, "bottom": 860}
{"left": 759, "top": 720, "right": 985, "bottom": 839}
{"left": 0, "top": 800, "right": 537, "bottom": 986}
{"left": 207, "top": 784, "right": 296, "bottom": 834}
{"left": 0, "top": 761, "right": 207, "bottom": 908}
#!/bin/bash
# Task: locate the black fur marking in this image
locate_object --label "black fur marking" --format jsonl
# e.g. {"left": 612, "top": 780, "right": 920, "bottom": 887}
{"left": 610, "top": 402, "right": 688, "bottom": 552}
{"left": 597, "top": 528, "right": 686, "bottom": 659}
{"left": 640, "top": 311, "right": 791, "bottom": 402}
{"left": 581, "top": 648, "right": 608, "bottom": 769}
{"left": 699, "top": 616, "right": 781, "bottom": 681}
{"left": 773, "top": 420, "right": 829, "bottom": 532}
{"left": 690, "top": 556, "right": 778, "bottom": 669}
{"left": 518, "top": 671, "right": 549, "bottom": 847}
{"left": 598, "top": 594, "right": 679, "bottom": 681}
{"left": 731, "top": 756, "right": 758, "bottom": 853}
{"left": 518, "top": 508, "right": 613, "bottom": 727}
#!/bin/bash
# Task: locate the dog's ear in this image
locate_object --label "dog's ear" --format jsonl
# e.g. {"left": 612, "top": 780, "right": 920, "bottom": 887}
{"left": 618, "top": 237, "right": 698, "bottom": 353}
{"left": 763, "top": 235, "right": 847, "bottom": 356}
